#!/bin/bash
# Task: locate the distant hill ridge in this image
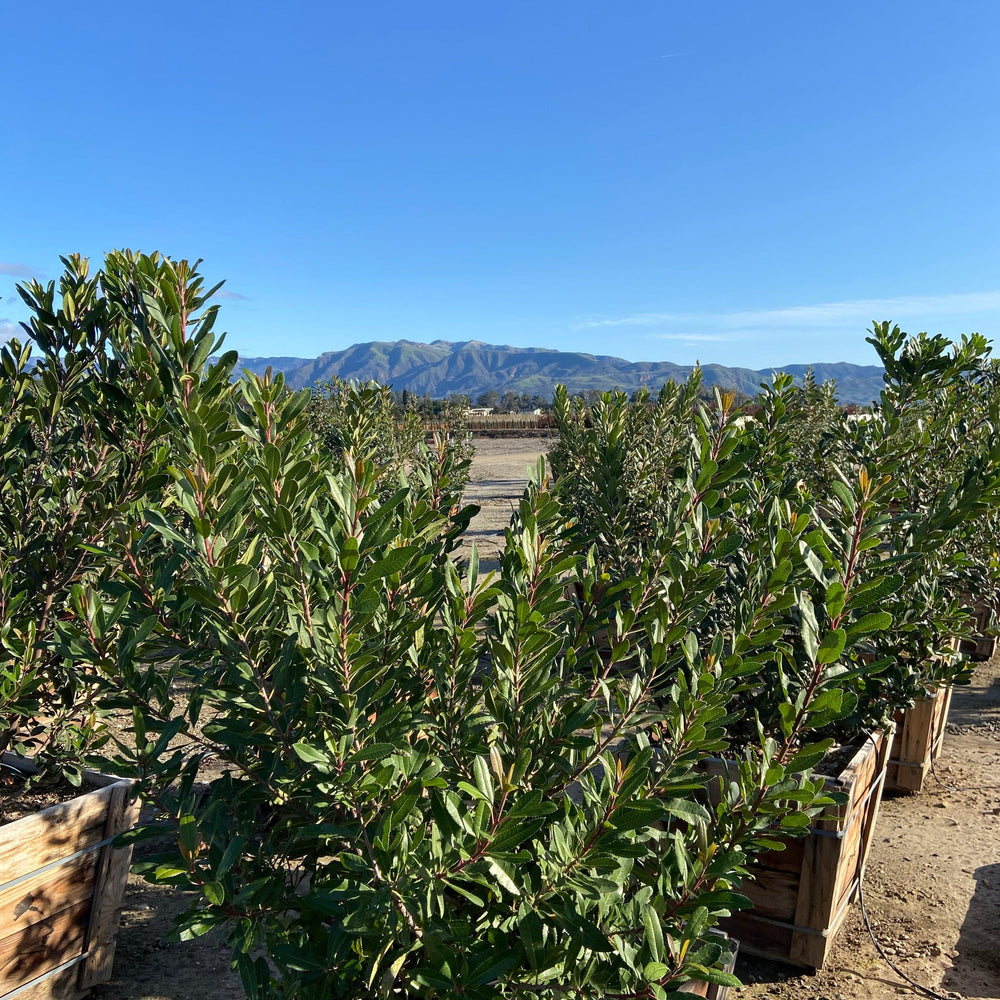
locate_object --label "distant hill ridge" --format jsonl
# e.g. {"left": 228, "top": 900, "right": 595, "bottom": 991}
{"left": 236, "top": 339, "right": 885, "bottom": 405}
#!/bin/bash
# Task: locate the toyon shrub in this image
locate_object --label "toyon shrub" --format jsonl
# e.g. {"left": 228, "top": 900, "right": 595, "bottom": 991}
{"left": 8, "top": 253, "right": 998, "bottom": 999}
{"left": 550, "top": 324, "right": 1000, "bottom": 746}
{"left": 0, "top": 251, "right": 215, "bottom": 777}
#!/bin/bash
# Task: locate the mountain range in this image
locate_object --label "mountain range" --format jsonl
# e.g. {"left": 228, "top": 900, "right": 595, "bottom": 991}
{"left": 235, "top": 340, "right": 885, "bottom": 405}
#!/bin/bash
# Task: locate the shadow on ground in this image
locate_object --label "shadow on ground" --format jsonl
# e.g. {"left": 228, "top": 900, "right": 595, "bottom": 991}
{"left": 942, "top": 862, "right": 1000, "bottom": 998}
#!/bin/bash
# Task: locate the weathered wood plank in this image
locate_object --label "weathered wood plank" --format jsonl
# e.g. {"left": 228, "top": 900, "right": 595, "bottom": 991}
{"left": 747, "top": 837, "right": 804, "bottom": 875}
{"left": 930, "top": 686, "right": 952, "bottom": 761}
{"left": 721, "top": 911, "right": 794, "bottom": 962}
{"left": 2, "top": 959, "right": 86, "bottom": 1000}
{"left": 0, "top": 852, "right": 96, "bottom": 941}
{"left": 0, "top": 899, "right": 90, "bottom": 995}
{"left": 0, "top": 784, "right": 117, "bottom": 889}
{"left": 740, "top": 867, "right": 800, "bottom": 922}
{"left": 0, "top": 764, "right": 137, "bottom": 998}
{"left": 77, "top": 781, "right": 139, "bottom": 990}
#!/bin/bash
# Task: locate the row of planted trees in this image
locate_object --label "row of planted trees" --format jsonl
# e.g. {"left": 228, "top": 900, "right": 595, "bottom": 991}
{"left": 2, "top": 252, "right": 999, "bottom": 999}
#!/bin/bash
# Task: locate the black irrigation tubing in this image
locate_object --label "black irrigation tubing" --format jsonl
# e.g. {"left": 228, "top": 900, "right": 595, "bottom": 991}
{"left": 858, "top": 881, "right": 952, "bottom": 1000}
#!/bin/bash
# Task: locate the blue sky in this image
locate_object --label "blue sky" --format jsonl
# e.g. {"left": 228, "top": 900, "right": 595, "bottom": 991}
{"left": 3, "top": 2, "right": 999, "bottom": 368}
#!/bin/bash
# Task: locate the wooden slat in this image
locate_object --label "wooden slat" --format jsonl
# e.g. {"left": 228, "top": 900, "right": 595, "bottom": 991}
{"left": 0, "top": 853, "right": 96, "bottom": 942}
{"left": 814, "top": 734, "right": 883, "bottom": 833}
{"left": 0, "top": 899, "right": 90, "bottom": 995}
{"left": 722, "top": 911, "right": 794, "bottom": 961}
{"left": 974, "top": 635, "right": 996, "bottom": 659}
{"left": 793, "top": 824, "right": 839, "bottom": 936}
{"left": 929, "top": 686, "right": 953, "bottom": 761}
{"left": 886, "top": 759, "right": 927, "bottom": 792}
{"left": 748, "top": 837, "right": 805, "bottom": 875}
{"left": 0, "top": 784, "right": 119, "bottom": 888}
{"left": 900, "top": 696, "right": 935, "bottom": 762}
{"left": 831, "top": 815, "right": 865, "bottom": 910}
{"left": 2, "top": 960, "right": 86, "bottom": 1000}
{"left": 76, "top": 782, "right": 139, "bottom": 990}
{"left": 0, "top": 766, "right": 137, "bottom": 998}
{"left": 740, "top": 867, "right": 800, "bottom": 921}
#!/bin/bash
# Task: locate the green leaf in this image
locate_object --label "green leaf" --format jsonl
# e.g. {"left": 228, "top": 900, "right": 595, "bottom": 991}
{"left": 442, "top": 879, "right": 486, "bottom": 907}
{"left": 661, "top": 798, "right": 711, "bottom": 825}
{"left": 365, "top": 545, "right": 417, "bottom": 581}
{"left": 780, "top": 811, "right": 813, "bottom": 829}
{"left": 778, "top": 702, "right": 797, "bottom": 738}
{"left": 348, "top": 743, "right": 397, "bottom": 762}
{"left": 687, "top": 966, "right": 742, "bottom": 988}
{"left": 486, "top": 858, "right": 520, "bottom": 895}
{"left": 488, "top": 816, "right": 547, "bottom": 855}
{"left": 643, "top": 906, "right": 665, "bottom": 963}
{"left": 204, "top": 881, "right": 225, "bottom": 905}
{"left": 178, "top": 814, "right": 199, "bottom": 854}
{"left": 617, "top": 747, "right": 653, "bottom": 803}
{"left": 644, "top": 961, "right": 670, "bottom": 981}
{"left": 787, "top": 739, "right": 834, "bottom": 772}
{"left": 816, "top": 628, "right": 846, "bottom": 665}
{"left": 798, "top": 594, "right": 819, "bottom": 662}
{"left": 472, "top": 755, "right": 494, "bottom": 804}
{"left": 850, "top": 573, "right": 903, "bottom": 609}
{"left": 609, "top": 801, "right": 663, "bottom": 832}
{"left": 825, "top": 581, "right": 846, "bottom": 619}
{"left": 217, "top": 836, "right": 244, "bottom": 876}
{"left": 292, "top": 742, "right": 331, "bottom": 766}
{"left": 469, "top": 951, "right": 519, "bottom": 986}
{"left": 518, "top": 907, "right": 545, "bottom": 970}
{"left": 846, "top": 611, "right": 892, "bottom": 638}
{"left": 153, "top": 866, "right": 189, "bottom": 881}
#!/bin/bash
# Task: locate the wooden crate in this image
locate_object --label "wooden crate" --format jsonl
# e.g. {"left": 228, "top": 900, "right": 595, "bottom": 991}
{"left": 0, "top": 757, "right": 138, "bottom": 999}
{"left": 708, "top": 728, "right": 890, "bottom": 969}
{"left": 959, "top": 601, "right": 997, "bottom": 660}
{"left": 884, "top": 685, "right": 953, "bottom": 793}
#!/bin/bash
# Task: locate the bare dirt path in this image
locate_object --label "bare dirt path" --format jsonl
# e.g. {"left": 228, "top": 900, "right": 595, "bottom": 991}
{"left": 457, "top": 435, "right": 555, "bottom": 570}
{"left": 94, "top": 438, "right": 1000, "bottom": 999}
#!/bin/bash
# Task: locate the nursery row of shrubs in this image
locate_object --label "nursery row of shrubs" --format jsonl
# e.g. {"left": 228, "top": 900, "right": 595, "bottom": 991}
{"left": 2, "top": 252, "right": 999, "bottom": 999}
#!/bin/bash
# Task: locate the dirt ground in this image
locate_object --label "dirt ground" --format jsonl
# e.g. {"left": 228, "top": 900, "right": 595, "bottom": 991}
{"left": 456, "top": 435, "right": 556, "bottom": 571}
{"left": 91, "top": 437, "right": 1000, "bottom": 1000}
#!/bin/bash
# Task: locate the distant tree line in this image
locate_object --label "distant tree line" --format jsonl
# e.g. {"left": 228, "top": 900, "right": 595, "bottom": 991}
{"left": 315, "top": 370, "right": 868, "bottom": 435}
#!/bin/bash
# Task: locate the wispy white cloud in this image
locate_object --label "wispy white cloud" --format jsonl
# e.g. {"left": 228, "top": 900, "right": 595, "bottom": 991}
{"left": 0, "top": 319, "right": 22, "bottom": 342}
{"left": 216, "top": 289, "right": 249, "bottom": 302}
{"left": 576, "top": 291, "right": 1000, "bottom": 333}
{"left": 0, "top": 262, "right": 34, "bottom": 278}
{"left": 650, "top": 333, "right": 733, "bottom": 343}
